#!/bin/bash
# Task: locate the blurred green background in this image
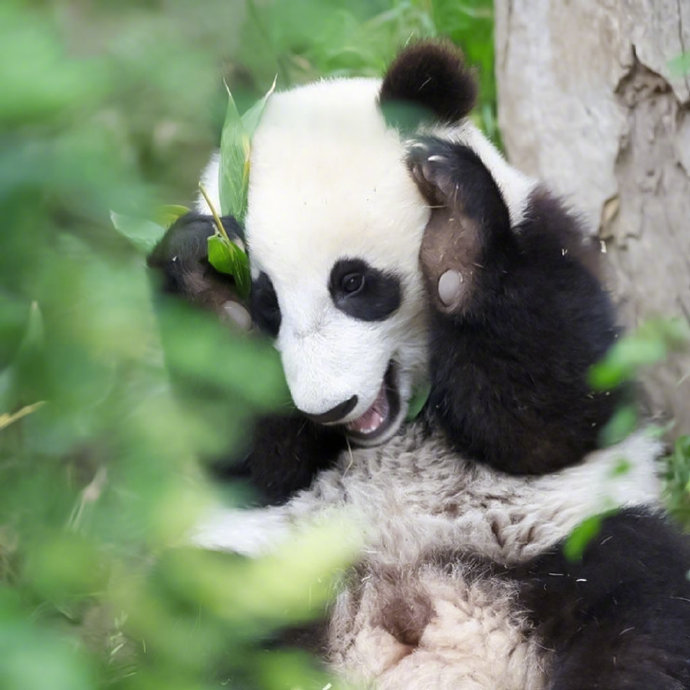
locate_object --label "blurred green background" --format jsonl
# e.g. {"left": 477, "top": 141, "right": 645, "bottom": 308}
{"left": 0, "top": 1, "right": 687, "bottom": 688}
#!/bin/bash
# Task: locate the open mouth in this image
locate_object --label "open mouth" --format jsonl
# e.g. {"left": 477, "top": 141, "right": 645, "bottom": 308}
{"left": 345, "top": 361, "right": 401, "bottom": 444}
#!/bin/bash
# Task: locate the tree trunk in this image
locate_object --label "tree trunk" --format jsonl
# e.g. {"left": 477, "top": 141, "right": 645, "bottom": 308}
{"left": 495, "top": 0, "right": 690, "bottom": 431}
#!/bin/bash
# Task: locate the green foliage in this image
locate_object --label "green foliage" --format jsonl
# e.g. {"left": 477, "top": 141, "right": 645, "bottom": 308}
{"left": 589, "top": 318, "right": 690, "bottom": 391}
{"left": 564, "top": 514, "right": 603, "bottom": 562}
{"left": 207, "top": 235, "right": 252, "bottom": 299}
{"left": 110, "top": 212, "right": 167, "bottom": 254}
{"left": 669, "top": 51, "right": 690, "bottom": 77}
{"left": 1, "top": 1, "right": 378, "bottom": 687}
{"left": 20, "top": 0, "right": 690, "bottom": 685}
{"left": 566, "top": 317, "right": 690, "bottom": 559}
{"left": 589, "top": 317, "right": 690, "bottom": 451}
{"left": 665, "top": 435, "right": 690, "bottom": 527}
{"left": 219, "top": 79, "right": 276, "bottom": 222}
{"left": 236, "top": 0, "right": 499, "bottom": 142}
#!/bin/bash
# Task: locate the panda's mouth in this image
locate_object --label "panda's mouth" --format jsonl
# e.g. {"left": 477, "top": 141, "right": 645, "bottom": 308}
{"left": 345, "top": 361, "right": 401, "bottom": 444}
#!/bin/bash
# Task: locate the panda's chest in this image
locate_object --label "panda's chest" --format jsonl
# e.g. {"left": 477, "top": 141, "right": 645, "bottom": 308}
{"left": 333, "top": 428, "right": 561, "bottom": 569}
{"left": 321, "top": 431, "right": 560, "bottom": 688}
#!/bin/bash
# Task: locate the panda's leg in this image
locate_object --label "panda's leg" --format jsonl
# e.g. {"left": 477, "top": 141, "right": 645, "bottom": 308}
{"left": 513, "top": 509, "right": 690, "bottom": 689}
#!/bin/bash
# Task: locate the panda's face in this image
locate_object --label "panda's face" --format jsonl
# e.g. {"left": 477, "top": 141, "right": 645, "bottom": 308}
{"left": 245, "top": 79, "right": 431, "bottom": 445}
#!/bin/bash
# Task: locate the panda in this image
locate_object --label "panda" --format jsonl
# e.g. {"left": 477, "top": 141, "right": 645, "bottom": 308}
{"left": 149, "top": 42, "right": 690, "bottom": 689}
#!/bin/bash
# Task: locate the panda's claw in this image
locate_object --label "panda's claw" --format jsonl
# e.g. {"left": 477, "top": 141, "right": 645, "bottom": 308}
{"left": 408, "top": 142, "right": 460, "bottom": 208}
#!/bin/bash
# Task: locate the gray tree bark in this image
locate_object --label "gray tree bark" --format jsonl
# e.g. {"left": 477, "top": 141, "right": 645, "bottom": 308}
{"left": 495, "top": 0, "right": 690, "bottom": 431}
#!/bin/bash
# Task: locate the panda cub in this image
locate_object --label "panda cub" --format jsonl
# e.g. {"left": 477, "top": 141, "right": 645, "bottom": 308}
{"left": 150, "top": 43, "right": 690, "bottom": 690}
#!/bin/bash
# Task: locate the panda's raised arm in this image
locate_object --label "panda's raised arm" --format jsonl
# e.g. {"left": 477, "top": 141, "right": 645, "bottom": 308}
{"left": 405, "top": 135, "right": 623, "bottom": 475}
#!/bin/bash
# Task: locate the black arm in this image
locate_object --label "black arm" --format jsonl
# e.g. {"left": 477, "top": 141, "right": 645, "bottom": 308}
{"left": 408, "top": 138, "right": 624, "bottom": 474}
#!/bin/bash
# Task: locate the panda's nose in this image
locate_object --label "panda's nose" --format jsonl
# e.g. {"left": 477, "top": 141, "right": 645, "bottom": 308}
{"left": 303, "top": 395, "right": 358, "bottom": 424}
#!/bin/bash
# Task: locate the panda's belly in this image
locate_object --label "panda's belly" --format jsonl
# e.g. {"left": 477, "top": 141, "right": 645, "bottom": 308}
{"left": 327, "top": 558, "right": 548, "bottom": 690}
{"left": 303, "top": 425, "right": 660, "bottom": 688}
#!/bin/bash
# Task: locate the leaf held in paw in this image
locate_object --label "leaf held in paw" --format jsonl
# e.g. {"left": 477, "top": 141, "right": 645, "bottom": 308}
{"left": 207, "top": 234, "right": 251, "bottom": 299}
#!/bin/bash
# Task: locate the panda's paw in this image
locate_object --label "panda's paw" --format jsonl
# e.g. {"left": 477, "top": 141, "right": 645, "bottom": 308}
{"left": 408, "top": 140, "right": 481, "bottom": 315}
{"left": 407, "top": 139, "right": 460, "bottom": 209}
{"left": 148, "top": 212, "right": 252, "bottom": 329}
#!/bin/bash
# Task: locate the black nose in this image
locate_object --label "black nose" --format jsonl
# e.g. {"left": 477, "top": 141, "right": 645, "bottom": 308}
{"left": 304, "top": 395, "right": 358, "bottom": 424}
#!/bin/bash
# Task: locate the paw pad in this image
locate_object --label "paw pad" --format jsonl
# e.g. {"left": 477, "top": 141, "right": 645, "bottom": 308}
{"left": 438, "top": 270, "right": 464, "bottom": 309}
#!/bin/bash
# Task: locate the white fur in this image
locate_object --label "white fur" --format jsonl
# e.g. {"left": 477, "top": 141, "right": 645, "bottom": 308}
{"left": 196, "top": 77, "right": 538, "bottom": 430}
{"left": 194, "top": 427, "right": 662, "bottom": 562}
{"left": 194, "top": 426, "right": 663, "bottom": 687}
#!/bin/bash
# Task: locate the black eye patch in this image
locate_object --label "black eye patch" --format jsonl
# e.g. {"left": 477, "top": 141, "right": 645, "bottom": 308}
{"left": 250, "top": 272, "right": 281, "bottom": 337}
{"left": 329, "top": 258, "right": 401, "bottom": 321}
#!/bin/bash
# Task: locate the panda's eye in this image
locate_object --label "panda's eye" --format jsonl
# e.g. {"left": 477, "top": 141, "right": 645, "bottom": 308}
{"left": 329, "top": 258, "right": 401, "bottom": 322}
{"left": 250, "top": 271, "right": 281, "bottom": 337}
{"left": 341, "top": 272, "right": 364, "bottom": 295}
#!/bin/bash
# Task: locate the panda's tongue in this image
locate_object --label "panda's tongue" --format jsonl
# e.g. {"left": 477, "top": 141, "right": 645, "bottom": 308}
{"left": 346, "top": 381, "right": 389, "bottom": 436}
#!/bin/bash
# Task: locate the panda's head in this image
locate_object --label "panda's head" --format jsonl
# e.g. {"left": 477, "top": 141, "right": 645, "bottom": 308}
{"left": 244, "top": 43, "right": 531, "bottom": 446}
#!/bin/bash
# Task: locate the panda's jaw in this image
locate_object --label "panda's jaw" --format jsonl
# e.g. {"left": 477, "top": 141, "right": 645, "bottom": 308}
{"left": 345, "top": 361, "right": 403, "bottom": 446}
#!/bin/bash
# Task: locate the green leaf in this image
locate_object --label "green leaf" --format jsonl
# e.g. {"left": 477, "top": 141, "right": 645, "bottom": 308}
{"left": 589, "top": 334, "right": 667, "bottom": 390}
{"left": 218, "top": 78, "right": 276, "bottom": 220}
{"left": 564, "top": 515, "right": 602, "bottom": 562}
{"left": 608, "top": 458, "right": 632, "bottom": 478}
{"left": 406, "top": 379, "right": 431, "bottom": 421}
{"left": 207, "top": 234, "right": 251, "bottom": 299}
{"left": 590, "top": 318, "right": 689, "bottom": 390}
{"left": 110, "top": 211, "right": 166, "bottom": 253}
{"left": 598, "top": 404, "right": 638, "bottom": 447}
{"left": 241, "top": 76, "right": 277, "bottom": 137}
{"left": 18, "top": 301, "right": 44, "bottom": 353}
{"left": 155, "top": 204, "right": 190, "bottom": 230}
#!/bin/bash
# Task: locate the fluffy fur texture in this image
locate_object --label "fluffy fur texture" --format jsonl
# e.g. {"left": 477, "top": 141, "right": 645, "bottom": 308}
{"left": 191, "top": 427, "right": 676, "bottom": 689}
{"left": 150, "top": 41, "right": 690, "bottom": 689}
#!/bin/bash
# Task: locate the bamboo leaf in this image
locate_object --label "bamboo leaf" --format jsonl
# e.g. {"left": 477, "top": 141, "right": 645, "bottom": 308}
{"left": 564, "top": 515, "right": 602, "bottom": 562}
{"left": 241, "top": 75, "right": 277, "bottom": 137}
{"left": 207, "top": 235, "right": 251, "bottom": 300}
{"left": 155, "top": 204, "right": 190, "bottom": 229}
{"left": 406, "top": 379, "right": 431, "bottom": 421}
{"left": 599, "top": 404, "right": 638, "bottom": 447}
{"left": 218, "top": 78, "right": 276, "bottom": 220}
{"left": 110, "top": 211, "right": 166, "bottom": 253}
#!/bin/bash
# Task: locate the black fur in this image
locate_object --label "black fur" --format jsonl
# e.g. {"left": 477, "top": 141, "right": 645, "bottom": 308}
{"left": 251, "top": 271, "right": 281, "bottom": 337}
{"left": 329, "top": 258, "right": 401, "bottom": 321}
{"left": 379, "top": 41, "right": 476, "bottom": 129}
{"left": 147, "top": 212, "right": 242, "bottom": 313}
{"left": 408, "top": 138, "right": 623, "bottom": 474}
{"left": 212, "top": 412, "right": 346, "bottom": 506}
{"left": 513, "top": 509, "right": 690, "bottom": 689}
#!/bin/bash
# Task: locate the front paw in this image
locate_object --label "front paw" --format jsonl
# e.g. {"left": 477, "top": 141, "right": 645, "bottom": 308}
{"left": 408, "top": 139, "right": 512, "bottom": 316}
{"left": 408, "top": 140, "right": 481, "bottom": 314}
{"left": 408, "top": 139, "right": 462, "bottom": 209}
{"left": 148, "top": 213, "right": 252, "bottom": 330}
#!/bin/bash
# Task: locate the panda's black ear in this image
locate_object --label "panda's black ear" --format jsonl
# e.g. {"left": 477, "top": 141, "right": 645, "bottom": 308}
{"left": 379, "top": 41, "right": 476, "bottom": 131}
